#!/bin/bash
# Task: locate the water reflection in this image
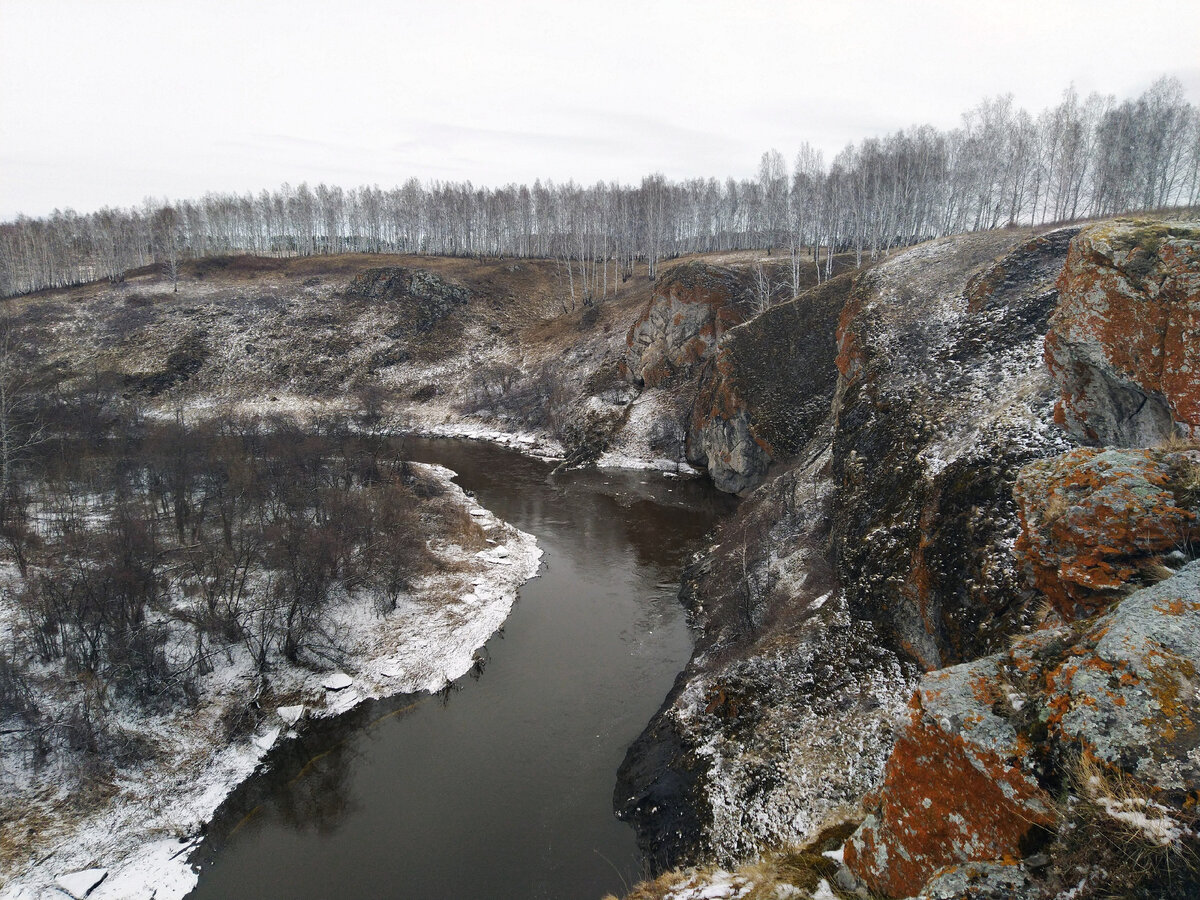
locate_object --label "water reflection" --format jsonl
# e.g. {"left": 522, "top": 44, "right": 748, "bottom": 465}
{"left": 187, "top": 438, "right": 730, "bottom": 900}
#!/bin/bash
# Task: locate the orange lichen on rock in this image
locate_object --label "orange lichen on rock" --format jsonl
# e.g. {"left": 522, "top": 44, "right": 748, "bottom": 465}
{"left": 848, "top": 561, "right": 1200, "bottom": 898}
{"left": 845, "top": 661, "right": 1054, "bottom": 898}
{"left": 834, "top": 288, "right": 866, "bottom": 385}
{"left": 1013, "top": 447, "right": 1195, "bottom": 619}
{"left": 1046, "top": 220, "right": 1200, "bottom": 446}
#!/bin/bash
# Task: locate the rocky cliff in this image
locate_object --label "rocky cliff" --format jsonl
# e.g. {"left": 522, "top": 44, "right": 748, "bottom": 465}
{"left": 625, "top": 263, "right": 752, "bottom": 389}
{"left": 685, "top": 273, "right": 848, "bottom": 493}
{"left": 617, "top": 218, "right": 1200, "bottom": 900}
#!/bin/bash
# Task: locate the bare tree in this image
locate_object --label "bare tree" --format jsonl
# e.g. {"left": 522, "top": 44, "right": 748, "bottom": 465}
{"left": 1, "top": 79, "right": 1195, "bottom": 299}
{"left": 152, "top": 204, "right": 183, "bottom": 292}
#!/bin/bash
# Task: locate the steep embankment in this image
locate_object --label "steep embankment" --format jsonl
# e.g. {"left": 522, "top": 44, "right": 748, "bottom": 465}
{"left": 615, "top": 218, "right": 1200, "bottom": 900}
{"left": 7, "top": 251, "right": 811, "bottom": 475}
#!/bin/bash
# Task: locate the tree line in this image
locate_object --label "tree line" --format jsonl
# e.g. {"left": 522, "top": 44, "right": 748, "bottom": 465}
{"left": 2, "top": 78, "right": 1197, "bottom": 299}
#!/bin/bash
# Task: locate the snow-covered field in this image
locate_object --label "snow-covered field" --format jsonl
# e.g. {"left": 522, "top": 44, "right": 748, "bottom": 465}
{"left": 0, "top": 465, "right": 541, "bottom": 900}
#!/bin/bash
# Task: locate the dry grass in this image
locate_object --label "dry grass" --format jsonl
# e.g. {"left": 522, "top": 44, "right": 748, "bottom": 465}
{"left": 428, "top": 497, "right": 491, "bottom": 553}
{"left": 1157, "top": 432, "right": 1200, "bottom": 454}
{"left": 1050, "top": 753, "right": 1200, "bottom": 899}
{"left": 606, "top": 822, "right": 863, "bottom": 900}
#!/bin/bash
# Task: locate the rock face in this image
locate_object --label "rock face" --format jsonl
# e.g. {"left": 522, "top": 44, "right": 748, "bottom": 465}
{"left": 618, "top": 227, "right": 1085, "bottom": 877}
{"left": 1046, "top": 220, "right": 1200, "bottom": 445}
{"left": 626, "top": 263, "right": 750, "bottom": 388}
{"left": 1014, "top": 447, "right": 1197, "bottom": 619}
{"left": 844, "top": 657, "right": 1056, "bottom": 897}
{"left": 616, "top": 448, "right": 921, "bottom": 871}
{"left": 346, "top": 266, "right": 470, "bottom": 334}
{"left": 686, "top": 352, "right": 768, "bottom": 494}
{"left": 846, "top": 561, "right": 1200, "bottom": 898}
{"left": 617, "top": 218, "right": 1200, "bottom": 900}
{"left": 687, "top": 274, "right": 849, "bottom": 494}
{"left": 830, "top": 229, "right": 1078, "bottom": 669}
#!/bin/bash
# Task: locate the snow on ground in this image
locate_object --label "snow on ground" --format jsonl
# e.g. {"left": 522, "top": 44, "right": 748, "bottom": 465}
{"left": 404, "top": 418, "right": 566, "bottom": 462}
{"left": 663, "top": 869, "right": 754, "bottom": 900}
{"left": 1095, "top": 796, "right": 1188, "bottom": 847}
{"left": 0, "top": 465, "right": 541, "bottom": 900}
{"left": 596, "top": 388, "right": 699, "bottom": 475}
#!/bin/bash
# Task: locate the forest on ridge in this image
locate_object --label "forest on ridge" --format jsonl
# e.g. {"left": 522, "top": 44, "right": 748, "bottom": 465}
{"left": 2, "top": 77, "right": 1197, "bottom": 299}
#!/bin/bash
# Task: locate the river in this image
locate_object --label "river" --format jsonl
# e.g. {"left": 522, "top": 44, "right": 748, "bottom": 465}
{"left": 185, "top": 438, "right": 732, "bottom": 900}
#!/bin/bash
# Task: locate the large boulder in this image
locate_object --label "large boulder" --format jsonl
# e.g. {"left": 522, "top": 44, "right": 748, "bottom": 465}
{"left": 844, "top": 657, "right": 1056, "bottom": 898}
{"left": 1014, "top": 447, "right": 1197, "bottom": 619}
{"left": 1040, "top": 562, "right": 1200, "bottom": 794}
{"left": 625, "top": 264, "right": 750, "bottom": 388}
{"left": 1046, "top": 220, "right": 1200, "bottom": 445}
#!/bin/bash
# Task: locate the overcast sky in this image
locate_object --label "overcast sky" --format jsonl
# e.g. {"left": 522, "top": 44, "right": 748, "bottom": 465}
{"left": 1, "top": 0, "right": 1198, "bottom": 220}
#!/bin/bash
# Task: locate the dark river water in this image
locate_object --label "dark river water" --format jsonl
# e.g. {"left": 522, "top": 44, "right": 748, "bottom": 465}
{"left": 186, "top": 438, "right": 732, "bottom": 900}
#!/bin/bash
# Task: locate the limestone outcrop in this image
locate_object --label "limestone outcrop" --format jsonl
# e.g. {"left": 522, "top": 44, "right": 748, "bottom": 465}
{"left": 1046, "top": 220, "right": 1200, "bottom": 445}
{"left": 625, "top": 263, "right": 750, "bottom": 388}
{"left": 616, "top": 219, "right": 1200, "bottom": 900}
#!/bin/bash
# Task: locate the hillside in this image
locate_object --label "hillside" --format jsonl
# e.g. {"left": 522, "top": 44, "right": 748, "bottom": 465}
{"left": 3, "top": 245, "right": 855, "bottom": 476}
{"left": 5, "top": 217, "right": 1200, "bottom": 899}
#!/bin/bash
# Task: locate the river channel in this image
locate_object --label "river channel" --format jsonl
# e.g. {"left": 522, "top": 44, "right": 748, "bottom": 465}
{"left": 186, "top": 437, "right": 732, "bottom": 900}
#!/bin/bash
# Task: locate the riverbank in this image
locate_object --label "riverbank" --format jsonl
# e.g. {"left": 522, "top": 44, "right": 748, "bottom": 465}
{"left": 0, "top": 464, "right": 541, "bottom": 900}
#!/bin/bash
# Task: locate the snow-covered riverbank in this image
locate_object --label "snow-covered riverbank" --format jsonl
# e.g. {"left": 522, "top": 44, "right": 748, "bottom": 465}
{"left": 1, "top": 464, "right": 541, "bottom": 900}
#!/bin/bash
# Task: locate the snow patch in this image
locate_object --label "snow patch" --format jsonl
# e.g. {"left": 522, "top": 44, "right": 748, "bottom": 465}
{"left": 322, "top": 672, "right": 354, "bottom": 691}
{"left": 53, "top": 870, "right": 107, "bottom": 899}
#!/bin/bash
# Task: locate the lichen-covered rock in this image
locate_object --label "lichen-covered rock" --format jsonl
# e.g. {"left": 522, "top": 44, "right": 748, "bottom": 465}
{"left": 687, "top": 274, "right": 849, "bottom": 494}
{"left": 626, "top": 264, "right": 750, "bottom": 388}
{"left": 1040, "top": 560, "right": 1200, "bottom": 793}
{"left": 1014, "top": 447, "right": 1197, "bottom": 619}
{"left": 844, "top": 658, "right": 1055, "bottom": 898}
{"left": 1046, "top": 220, "right": 1200, "bottom": 445}
{"left": 830, "top": 228, "right": 1078, "bottom": 669}
{"left": 847, "top": 562, "right": 1200, "bottom": 898}
{"left": 917, "top": 862, "right": 1041, "bottom": 899}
